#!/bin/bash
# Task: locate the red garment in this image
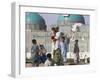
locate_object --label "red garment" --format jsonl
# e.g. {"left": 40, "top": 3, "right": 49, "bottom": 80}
{"left": 51, "top": 31, "right": 56, "bottom": 41}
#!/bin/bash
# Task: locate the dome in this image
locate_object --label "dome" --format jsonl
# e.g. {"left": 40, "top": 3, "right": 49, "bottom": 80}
{"left": 68, "top": 14, "right": 85, "bottom": 24}
{"left": 57, "top": 15, "right": 68, "bottom": 25}
{"left": 26, "top": 12, "right": 45, "bottom": 24}
{"left": 57, "top": 14, "right": 85, "bottom": 24}
{"left": 57, "top": 16, "right": 65, "bottom": 21}
{"left": 25, "top": 12, "right": 47, "bottom": 31}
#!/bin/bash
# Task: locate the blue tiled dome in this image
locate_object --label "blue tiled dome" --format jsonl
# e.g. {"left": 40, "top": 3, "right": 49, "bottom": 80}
{"left": 68, "top": 14, "right": 85, "bottom": 24}
{"left": 25, "top": 12, "right": 47, "bottom": 31}
{"left": 57, "top": 15, "right": 65, "bottom": 22}
{"left": 57, "top": 14, "right": 85, "bottom": 24}
{"left": 26, "top": 12, "right": 45, "bottom": 24}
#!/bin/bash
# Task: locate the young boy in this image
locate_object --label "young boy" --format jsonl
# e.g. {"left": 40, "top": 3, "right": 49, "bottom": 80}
{"left": 44, "top": 53, "right": 54, "bottom": 66}
{"left": 60, "top": 36, "right": 68, "bottom": 63}
{"left": 31, "top": 39, "right": 40, "bottom": 67}
{"left": 73, "top": 39, "right": 80, "bottom": 64}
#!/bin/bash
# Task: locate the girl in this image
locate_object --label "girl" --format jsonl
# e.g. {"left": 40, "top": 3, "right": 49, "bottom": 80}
{"left": 73, "top": 39, "right": 80, "bottom": 64}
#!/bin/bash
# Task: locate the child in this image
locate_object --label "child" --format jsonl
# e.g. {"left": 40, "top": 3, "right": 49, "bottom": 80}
{"left": 51, "top": 27, "right": 56, "bottom": 41}
{"left": 45, "top": 53, "right": 54, "bottom": 66}
{"left": 31, "top": 39, "right": 40, "bottom": 67}
{"left": 51, "top": 27, "right": 56, "bottom": 56}
{"left": 60, "top": 36, "right": 68, "bottom": 63}
{"left": 73, "top": 39, "right": 80, "bottom": 64}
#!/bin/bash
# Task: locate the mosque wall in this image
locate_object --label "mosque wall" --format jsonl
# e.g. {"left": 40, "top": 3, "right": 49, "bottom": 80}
{"left": 25, "top": 25, "right": 89, "bottom": 54}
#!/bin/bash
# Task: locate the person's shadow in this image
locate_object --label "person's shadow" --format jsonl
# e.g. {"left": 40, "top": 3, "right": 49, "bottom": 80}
{"left": 8, "top": 74, "right": 15, "bottom": 78}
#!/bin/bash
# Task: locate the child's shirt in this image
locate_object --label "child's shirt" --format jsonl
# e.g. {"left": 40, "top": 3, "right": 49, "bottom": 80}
{"left": 44, "top": 59, "right": 54, "bottom": 66}
{"left": 60, "top": 41, "right": 67, "bottom": 54}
